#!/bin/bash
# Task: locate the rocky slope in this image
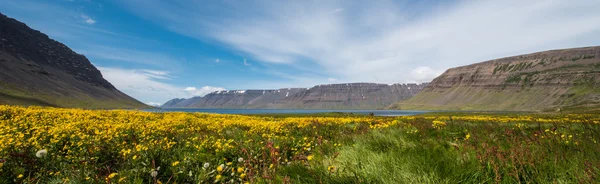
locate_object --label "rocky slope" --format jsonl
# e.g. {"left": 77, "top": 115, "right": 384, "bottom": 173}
{"left": 0, "top": 13, "right": 147, "bottom": 108}
{"left": 162, "top": 83, "right": 427, "bottom": 109}
{"left": 390, "top": 46, "right": 600, "bottom": 112}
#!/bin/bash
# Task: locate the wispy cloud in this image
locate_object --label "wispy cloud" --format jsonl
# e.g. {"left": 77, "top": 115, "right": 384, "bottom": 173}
{"left": 243, "top": 58, "right": 251, "bottom": 66}
{"left": 331, "top": 8, "right": 344, "bottom": 14}
{"left": 146, "top": 102, "right": 162, "bottom": 107}
{"left": 76, "top": 45, "right": 182, "bottom": 68}
{"left": 183, "top": 86, "right": 226, "bottom": 96}
{"left": 80, "top": 14, "right": 96, "bottom": 24}
{"left": 97, "top": 67, "right": 180, "bottom": 103}
{"left": 119, "top": 0, "right": 600, "bottom": 84}
{"left": 98, "top": 67, "right": 225, "bottom": 104}
{"left": 215, "top": 58, "right": 220, "bottom": 63}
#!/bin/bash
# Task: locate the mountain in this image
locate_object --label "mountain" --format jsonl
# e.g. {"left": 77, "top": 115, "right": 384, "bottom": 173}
{"left": 390, "top": 46, "right": 600, "bottom": 112}
{"left": 162, "top": 83, "right": 427, "bottom": 109}
{"left": 0, "top": 13, "right": 147, "bottom": 108}
{"left": 161, "top": 98, "right": 187, "bottom": 107}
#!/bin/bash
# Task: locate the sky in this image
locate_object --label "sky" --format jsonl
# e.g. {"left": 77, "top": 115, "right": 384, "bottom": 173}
{"left": 1, "top": 0, "right": 600, "bottom": 106}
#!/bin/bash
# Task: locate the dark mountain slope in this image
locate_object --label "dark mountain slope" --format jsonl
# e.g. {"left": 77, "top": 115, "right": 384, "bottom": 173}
{"left": 0, "top": 13, "right": 147, "bottom": 108}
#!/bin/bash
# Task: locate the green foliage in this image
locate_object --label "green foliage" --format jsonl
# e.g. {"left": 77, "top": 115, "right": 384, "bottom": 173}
{"left": 494, "top": 62, "right": 534, "bottom": 74}
{"left": 505, "top": 75, "right": 522, "bottom": 83}
{"left": 582, "top": 55, "right": 596, "bottom": 60}
{"left": 320, "top": 117, "right": 600, "bottom": 183}
{"left": 572, "top": 55, "right": 596, "bottom": 61}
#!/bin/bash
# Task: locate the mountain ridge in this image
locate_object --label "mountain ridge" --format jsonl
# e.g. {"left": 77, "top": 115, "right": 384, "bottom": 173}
{"left": 0, "top": 12, "right": 148, "bottom": 108}
{"left": 162, "top": 83, "right": 427, "bottom": 109}
{"left": 390, "top": 46, "right": 600, "bottom": 112}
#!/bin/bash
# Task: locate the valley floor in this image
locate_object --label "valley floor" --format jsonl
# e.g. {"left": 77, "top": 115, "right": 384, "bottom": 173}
{"left": 1, "top": 105, "right": 599, "bottom": 183}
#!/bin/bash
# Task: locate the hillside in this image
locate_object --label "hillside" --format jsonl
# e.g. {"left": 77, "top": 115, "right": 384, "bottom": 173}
{"left": 390, "top": 46, "right": 600, "bottom": 112}
{"left": 163, "top": 83, "right": 426, "bottom": 109}
{"left": 0, "top": 13, "right": 147, "bottom": 108}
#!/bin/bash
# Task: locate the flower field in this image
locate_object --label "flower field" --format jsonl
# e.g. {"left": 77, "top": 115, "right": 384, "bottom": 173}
{"left": 1, "top": 105, "right": 600, "bottom": 183}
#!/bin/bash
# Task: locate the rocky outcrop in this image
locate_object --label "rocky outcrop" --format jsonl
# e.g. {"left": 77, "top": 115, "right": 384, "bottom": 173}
{"left": 0, "top": 13, "right": 147, "bottom": 108}
{"left": 391, "top": 46, "right": 600, "bottom": 111}
{"left": 162, "top": 83, "right": 427, "bottom": 109}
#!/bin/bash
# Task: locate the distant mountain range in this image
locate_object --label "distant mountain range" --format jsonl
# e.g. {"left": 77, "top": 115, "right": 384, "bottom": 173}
{"left": 162, "top": 83, "right": 427, "bottom": 109}
{"left": 391, "top": 46, "right": 600, "bottom": 112}
{"left": 0, "top": 13, "right": 147, "bottom": 108}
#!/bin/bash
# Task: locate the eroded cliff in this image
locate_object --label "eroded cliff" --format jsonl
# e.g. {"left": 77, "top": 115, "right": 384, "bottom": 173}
{"left": 162, "top": 83, "right": 427, "bottom": 109}
{"left": 391, "top": 46, "right": 600, "bottom": 111}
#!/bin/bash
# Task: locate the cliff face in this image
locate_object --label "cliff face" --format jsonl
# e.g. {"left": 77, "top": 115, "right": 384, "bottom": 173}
{"left": 0, "top": 13, "right": 147, "bottom": 108}
{"left": 391, "top": 46, "right": 600, "bottom": 111}
{"left": 281, "top": 83, "right": 425, "bottom": 109}
{"left": 162, "top": 83, "right": 427, "bottom": 109}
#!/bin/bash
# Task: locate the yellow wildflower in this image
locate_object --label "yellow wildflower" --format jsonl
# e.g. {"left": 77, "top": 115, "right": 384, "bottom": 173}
{"left": 328, "top": 166, "right": 336, "bottom": 172}
{"left": 108, "top": 173, "right": 118, "bottom": 179}
{"left": 432, "top": 121, "right": 447, "bottom": 129}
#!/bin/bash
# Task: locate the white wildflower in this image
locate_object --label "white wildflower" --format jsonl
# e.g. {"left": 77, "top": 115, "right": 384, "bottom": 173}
{"left": 150, "top": 167, "right": 160, "bottom": 177}
{"left": 150, "top": 170, "right": 158, "bottom": 177}
{"left": 237, "top": 158, "right": 244, "bottom": 162}
{"left": 35, "top": 149, "right": 47, "bottom": 158}
{"left": 203, "top": 162, "right": 210, "bottom": 169}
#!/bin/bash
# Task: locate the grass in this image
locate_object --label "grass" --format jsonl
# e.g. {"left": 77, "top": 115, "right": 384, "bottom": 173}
{"left": 311, "top": 117, "right": 600, "bottom": 183}
{"left": 0, "top": 82, "right": 148, "bottom": 109}
{"left": 1, "top": 106, "right": 599, "bottom": 183}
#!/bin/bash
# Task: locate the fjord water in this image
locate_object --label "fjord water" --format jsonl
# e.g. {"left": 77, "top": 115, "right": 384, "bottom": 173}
{"left": 146, "top": 109, "right": 428, "bottom": 116}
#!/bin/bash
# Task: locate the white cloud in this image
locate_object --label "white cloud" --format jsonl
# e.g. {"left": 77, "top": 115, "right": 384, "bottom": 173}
{"left": 183, "top": 87, "right": 197, "bottom": 91}
{"left": 243, "top": 58, "right": 251, "bottom": 66}
{"left": 76, "top": 45, "right": 182, "bottom": 68}
{"left": 410, "top": 67, "right": 442, "bottom": 83}
{"left": 80, "top": 14, "right": 96, "bottom": 24}
{"left": 97, "top": 67, "right": 225, "bottom": 104}
{"left": 331, "top": 8, "right": 344, "bottom": 14}
{"left": 183, "top": 86, "right": 226, "bottom": 96}
{"left": 327, "top": 78, "right": 338, "bottom": 82}
{"left": 146, "top": 102, "right": 162, "bottom": 107}
{"left": 119, "top": 0, "right": 600, "bottom": 84}
{"left": 97, "top": 67, "right": 180, "bottom": 103}
{"left": 215, "top": 58, "right": 220, "bottom": 63}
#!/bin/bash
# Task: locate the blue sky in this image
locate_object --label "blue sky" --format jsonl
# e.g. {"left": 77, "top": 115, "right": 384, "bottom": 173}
{"left": 2, "top": 0, "right": 600, "bottom": 105}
